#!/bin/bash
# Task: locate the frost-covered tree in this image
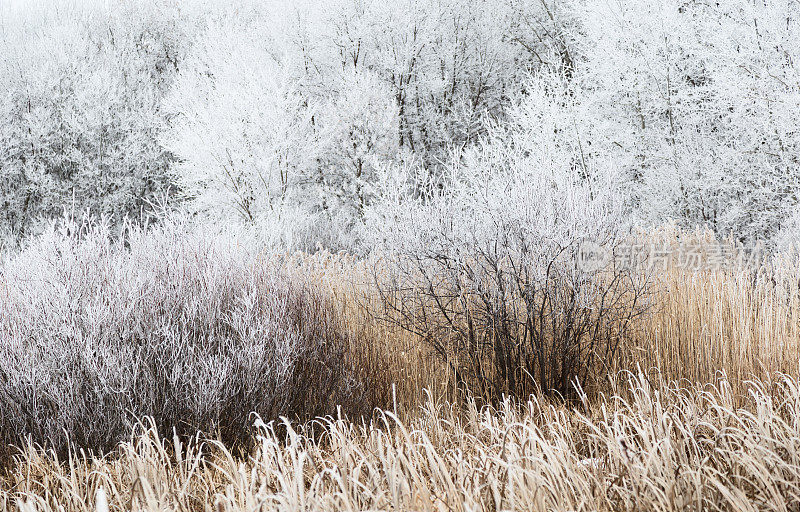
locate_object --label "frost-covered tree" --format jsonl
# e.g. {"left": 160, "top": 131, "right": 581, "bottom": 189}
{"left": 577, "top": 0, "right": 800, "bottom": 244}
{"left": 162, "top": 0, "right": 558, "bottom": 249}
{"left": 322, "top": 0, "right": 548, "bottom": 171}
{"left": 315, "top": 70, "right": 399, "bottom": 228}
{"left": 0, "top": 0, "right": 193, "bottom": 246}
{"left": 163, "top": 14, "right": 317, "bottom": 223}
{"left": 4, "top": 0, "right": 796, "bottom": 251}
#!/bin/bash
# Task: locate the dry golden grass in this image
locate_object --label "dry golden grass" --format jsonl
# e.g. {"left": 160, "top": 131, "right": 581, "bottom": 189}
{"left": 276, "top": 250, "right": 457, "bottom": 413}
{"left": 627, "top": 227, "right": 800, "bottom": 392}
{"left": 5, "top": 372, "right": 800, "bottom": 511}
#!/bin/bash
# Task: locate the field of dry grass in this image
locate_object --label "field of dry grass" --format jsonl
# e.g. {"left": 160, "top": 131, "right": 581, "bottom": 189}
{"left": 3, "top": 229, "right": 800, "bottom": 510}
{"left": 6, "top": 372, "right": 800, "bottom": 511}
{"left": 627, "top": 228, "right": 800, "bottom": 393}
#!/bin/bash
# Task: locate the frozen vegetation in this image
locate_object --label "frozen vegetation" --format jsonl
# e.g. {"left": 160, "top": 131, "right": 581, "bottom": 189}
{"left": 1, "top": 0, "right": 800, "bottom": 510}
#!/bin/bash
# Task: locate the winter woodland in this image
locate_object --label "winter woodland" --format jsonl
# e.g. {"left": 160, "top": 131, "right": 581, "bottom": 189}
{"left": 1, "top": 0, "right": 798, "bottom": 252}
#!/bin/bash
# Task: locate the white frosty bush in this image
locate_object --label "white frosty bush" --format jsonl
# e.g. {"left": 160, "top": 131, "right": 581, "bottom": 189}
{"left": 0, "top": 217, "right": 372, "bottom": 455}
{"left": 366, "top": 75, "right": 649, "bottom": 398}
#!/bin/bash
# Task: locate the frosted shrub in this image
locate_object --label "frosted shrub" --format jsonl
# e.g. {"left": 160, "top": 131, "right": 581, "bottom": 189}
{"left": 367, "top": 76, "right": 650, "bottom": 399}
{"left": 0, "top": 219, "right": 373, "bottom": 456}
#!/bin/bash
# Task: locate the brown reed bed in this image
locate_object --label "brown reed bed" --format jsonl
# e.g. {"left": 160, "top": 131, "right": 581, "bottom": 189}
{"left": 5, "top": 372, "right": 800, "bottom": 511}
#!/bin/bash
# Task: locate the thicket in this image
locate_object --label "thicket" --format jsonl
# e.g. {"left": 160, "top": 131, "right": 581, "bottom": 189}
{"left": 0, "top": 0, "right": 196, "bottom": 246}
{"left": 0, "top": 219, "right": 387, "bottom": 458}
